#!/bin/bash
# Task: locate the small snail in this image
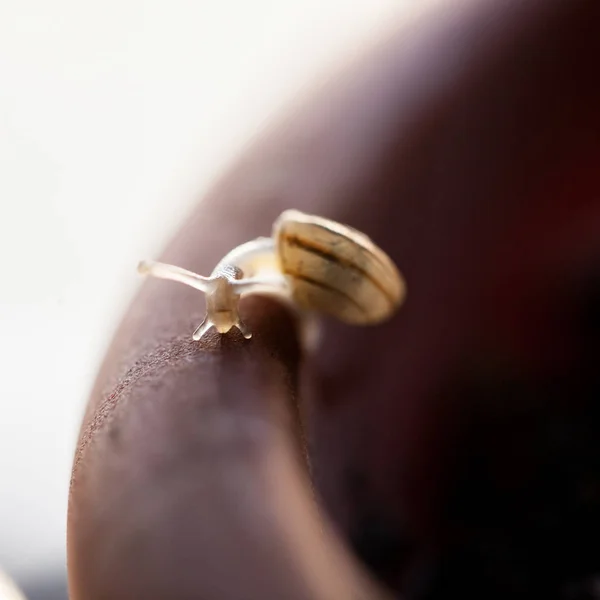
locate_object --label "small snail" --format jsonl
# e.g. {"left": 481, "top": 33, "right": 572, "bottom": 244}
{"left": 138, "top": 210, "right": 406, "bottom": 341}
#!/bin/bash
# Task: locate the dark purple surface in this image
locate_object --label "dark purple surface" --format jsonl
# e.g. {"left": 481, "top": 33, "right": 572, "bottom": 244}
{"left": 68, "top": 0, "right": 600, "bottom": 598}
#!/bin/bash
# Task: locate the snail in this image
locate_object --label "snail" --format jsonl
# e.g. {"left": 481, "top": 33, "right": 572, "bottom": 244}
{"left": 138, "top": 210, "right": 406, "bottom": 341}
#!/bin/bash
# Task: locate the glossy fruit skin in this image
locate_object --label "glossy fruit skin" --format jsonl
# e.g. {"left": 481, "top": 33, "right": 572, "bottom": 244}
{"left": 68, "top": 1, "right": 600, "bottom": 599}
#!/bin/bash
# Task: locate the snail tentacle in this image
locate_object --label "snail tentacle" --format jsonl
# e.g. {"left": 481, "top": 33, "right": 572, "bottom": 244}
{"left": 137, "top": 261, "right": 214, "bottom": 293}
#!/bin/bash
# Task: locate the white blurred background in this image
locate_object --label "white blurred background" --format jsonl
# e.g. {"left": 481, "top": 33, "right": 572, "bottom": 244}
{"left": 0, "top": 0, "right": 404, "bottom": 595}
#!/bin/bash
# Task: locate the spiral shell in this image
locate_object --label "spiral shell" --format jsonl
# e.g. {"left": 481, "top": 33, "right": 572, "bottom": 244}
{"left": 274, "top": 210, "right": 405, "bottom": 325}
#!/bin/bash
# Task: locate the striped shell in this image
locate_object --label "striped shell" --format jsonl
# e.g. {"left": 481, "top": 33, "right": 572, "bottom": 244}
{"left": 273, "top": 210, "right": 405, "bottom": 325}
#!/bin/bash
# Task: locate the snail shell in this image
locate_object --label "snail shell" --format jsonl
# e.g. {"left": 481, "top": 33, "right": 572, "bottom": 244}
{"left": 274, "top": 210, "right": 405, "bottom": 325}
